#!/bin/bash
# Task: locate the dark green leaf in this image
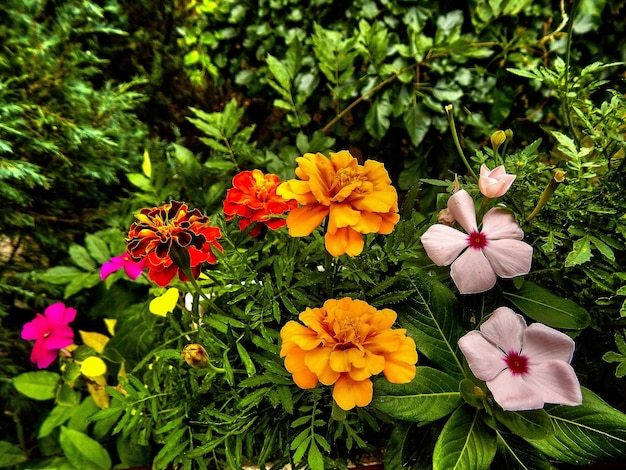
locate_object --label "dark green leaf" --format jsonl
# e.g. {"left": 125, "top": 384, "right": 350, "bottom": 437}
{"left": 59, "top": 426, "right": 112, "bottom": 470}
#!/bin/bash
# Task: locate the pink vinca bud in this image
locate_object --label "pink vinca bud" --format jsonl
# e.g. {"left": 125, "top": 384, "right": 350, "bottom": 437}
{"left": 478, "top": 164, "right": 516, "bottom": 198}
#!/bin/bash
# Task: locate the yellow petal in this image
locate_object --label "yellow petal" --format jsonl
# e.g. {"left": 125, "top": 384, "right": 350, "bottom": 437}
{"left": 87, "top": 376, "right": 110, "bottom": 409}
{"left": 104, "top": 318, "right": 117, "bottom": 336}
{"left": 332, "top": 375, "right": 373, "bottom": 410}
{"left": 81, "top": 356, "right": 107, "bottom": 377}
{"left": 79, "top": 330, "right": 109, "bottom": 354}
{"left": 286, "top": 204, "right": 328, "bottom": 236}
{"left": 149, "top": 288, "right": 179, "bottom": 317}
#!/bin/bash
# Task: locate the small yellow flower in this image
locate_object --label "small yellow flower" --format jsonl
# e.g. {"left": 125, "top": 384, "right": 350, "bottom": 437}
{"left": 280, "top": 298, "right": 417, "bottom": 410}
{"left": 277, "top": 151, "right": 400, "bottom": 257}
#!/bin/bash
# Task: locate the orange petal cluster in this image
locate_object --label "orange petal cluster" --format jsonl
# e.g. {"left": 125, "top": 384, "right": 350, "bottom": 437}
{"left": 280, "top": 298, "right": 417, "bottom": 410}
{"left": 223, "top": 169, "right": 297, "bottom": 236}
{"left": 126, "top": 201, "right": 222, "bottom": 287}
{"left": 276, "top": 151, "right": 400, "bottom": 257}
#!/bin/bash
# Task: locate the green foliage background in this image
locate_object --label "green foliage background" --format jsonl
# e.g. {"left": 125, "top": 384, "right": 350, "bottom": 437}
{"left": 1, "top": 0, "right": 626, "bottom": 468}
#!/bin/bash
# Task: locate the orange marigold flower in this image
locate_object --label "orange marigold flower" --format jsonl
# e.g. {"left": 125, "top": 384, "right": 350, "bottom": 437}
{"left": 280, "top": 298, "right": 417, "bottom": 411}
{"left": 223, "top": 169, "right": 297, "bottom": 236}
{"left": 126, "top": 201, "right": 222, "bottom": 287}
{"left": 276, "top": 150, "right": 400, "bottom": 257}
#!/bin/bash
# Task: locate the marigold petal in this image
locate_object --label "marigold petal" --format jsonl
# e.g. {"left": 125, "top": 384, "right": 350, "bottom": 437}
{"left": 377, "top": 212, "right": 400, "bottom": 234}
{"left": 333, "top": 376, "right": 373, "bottom": 410}
{"left": 286, "top": 205, "right": 328, "bottom": 236}
{"left": 383, "top": 359, "right": 417, "bottom": 384}
{"left": 325, "top": 227, "right": 364, "bottom": 257}
{"left": 351, "top": 211, "right": 382, "bottom": 233}
{"left": 328, "top": 203, "right": 361, "bottom": 230}
{"left": 306, "top": 347, "right": 340, "bottom": 385}
{"left": 284, "top": 347, "right": 319, "bottom": 389}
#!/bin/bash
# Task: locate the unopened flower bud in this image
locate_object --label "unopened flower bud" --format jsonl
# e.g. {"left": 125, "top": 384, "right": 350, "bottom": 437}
{"left": 490, "top": 130, "right": 507, "bottom": 149}
{"left": 182, "top": 344, "right": 209, "bottom": 369}
{"left": 504, "top": 129, "right": 513, "bottom": 141}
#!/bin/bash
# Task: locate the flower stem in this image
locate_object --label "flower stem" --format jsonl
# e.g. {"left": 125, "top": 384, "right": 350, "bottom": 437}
{"left": 445, "top": 104, "right": 477, "bottom": 180}
{"left": 525, "top": 170, "right": 566, "bottom": 222}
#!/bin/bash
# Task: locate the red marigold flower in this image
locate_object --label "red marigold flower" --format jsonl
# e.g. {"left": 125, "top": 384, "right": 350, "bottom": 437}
{"left": 126, "top": 201, "right": 222, "bottom": 287}
{"left": 223, "top": 169, "right": 297, "bottom": 236}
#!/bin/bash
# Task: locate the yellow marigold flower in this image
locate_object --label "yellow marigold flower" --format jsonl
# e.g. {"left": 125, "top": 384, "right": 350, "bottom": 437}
{"left": 276, "top": 151, "right": 400, "bottom": 257}
{"left": 280, "top": 298, "right": 417, "bottom": 411}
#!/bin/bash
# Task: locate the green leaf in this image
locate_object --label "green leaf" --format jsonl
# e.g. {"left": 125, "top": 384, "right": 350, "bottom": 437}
{"left": 372, "top": 366, "right": 462, "bottom": 423}
{"left": 395, "top": 269, "right": 464, "bottom": 375}
{"left": 494, "top": 408, "right": 554, "bottom": 440}
{"left": 38, "top": 405, "right": 76, "bottom": 438}
{"left": 0, "top": 441, "right": 27, "bottom": 467}
{"left": 84, "top": 234, "right": 110, "bottom": 264}
{"left": 365, "top": 96, "right": 392, "bottom": 141}
{"left": 12, "top": 371, "right": 59, "bottom": 400}
{"left": 433, "top": 405, "right": 497, "bottom": 470}
{"left": 565, "top": 236, "right": 592, "bottom": 267}
{"left": 403, "top": 103, "right": 431, "bottom": 147}
{"left": 494, "top": 431, "right": 556, "bottom": 470}
{"left": 39, "top": 266, "right": 83, "bottom": 285}
{"left": 526, "top": 388, "right": 626, "bottom": 465}
{"left": 69, "top": 244, "right": 96, "bottom": 270}
{"left": 267, "top": 53, "right": 292, "bottom": 91}
{"left": 503, "top": 282, "right": 590, "bottom": 329}
{"left": 307, "top": 439, "right": 325, "bottom": 470}
{"left": 59, "top": 426, "right": 112, "bottom": 470}
{"left": 126, "top": 172, "right": 152, "bottom": 192}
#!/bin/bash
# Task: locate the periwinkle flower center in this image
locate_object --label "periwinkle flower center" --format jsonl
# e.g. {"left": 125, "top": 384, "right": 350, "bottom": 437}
{"left": 468, "top": 230, "right": 488, "bottom": 249}
{"left": 505, "top": 351, "right": 529, "bottom": 375}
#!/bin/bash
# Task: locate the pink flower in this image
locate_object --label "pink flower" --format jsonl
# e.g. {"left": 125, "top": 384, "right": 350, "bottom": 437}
{"left": 21, "top": 303, "right": 76, "bottom": 369}
{"left": 478, "top": 164, "right": 516, "bottom": 198}
{"left": 458, "top": 307, "right": 582, "bottom": 411}
{"left": 420, "top": 190, "right": 532, "bottom": 294}
{"left": 100, "top": 253, "right": 145, "bottom": 281}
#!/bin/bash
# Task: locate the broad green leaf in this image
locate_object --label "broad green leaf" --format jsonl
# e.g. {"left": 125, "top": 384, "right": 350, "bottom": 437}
{"left": 38, "top": 405, "right": 76, "bottom": 438}
{"left": 395, "top": 270, "right": 464, "bottom": 376}
{"left": 0, "top": 441, "right": 27, "bottom": 467}
{"left": 266, "top": 53, "right": 292, "bottom": 91}
{"left": 503, "top": 282, "right": 590, "bottom": 329}
{"left": 126, "top": 173, "right": 152, "bottom": 192}
{"left": 403, "top": 103, "right": 431, "bottom": 147}
{"left": 372, "top": 366, "right": 462, "bottom": 423}
{"left": 494, "top": 408, "right": 554, "bottom": 440}
{"left": 84, "top": 234, "right": 110, "bottom": 264}
{"left": 365, "top": 96, "right": 392, "bottom": 141}
{"left": 39, "top": 265, "right": 83, "bottom": 285}
{"left": 12, "top": 371, "right": 59, "bottom": 400}
{"left": 69, "top": 243, "right": 96, "bottom": 270}
{"left": 527, "top": 388, "right": 626, "bottom": 465}
{"left": 433, "top": 405, "right": 497, "bottom": 470}
{"left": 494, "top": 431, "right": 556, "bottom": 470}
{"left": 565, "top": 236, "right": 592, "bottom": 267}
{"left": 59, "top": 426, "right": 112, "bottom": 470}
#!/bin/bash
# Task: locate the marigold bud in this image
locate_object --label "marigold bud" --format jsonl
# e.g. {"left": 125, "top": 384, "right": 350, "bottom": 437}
{"left": 182, "top": 344, "right": 209, "bottom": 369}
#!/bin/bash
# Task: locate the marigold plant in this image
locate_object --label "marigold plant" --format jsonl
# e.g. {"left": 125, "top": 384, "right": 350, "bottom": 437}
{"left": 280, "top": 297, "right": 417, "bottom": 410}
{"left": 126, "top": 200, "right": 222, "bottom": 287}
{"left": 223, "top": 169, "right": 296, "bottom": 236}
{"left": 277, "top": 150, "right": 400, "bottom": 257}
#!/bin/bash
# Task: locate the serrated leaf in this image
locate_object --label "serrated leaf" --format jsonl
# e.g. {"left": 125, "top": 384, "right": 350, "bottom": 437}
{"left": 526, "top": 388, "right": 626, "bottom": 465}
{"left": 433, "top": 405, "right": 497, "bottom": 470}
{"left": 59, "top": 426, "right": 112, "bottom": 470}
{"left": 565, "top": 236, "right": 592, "bottom": 267}
{"left": 503, "top": 282, "right": 590, "bottom": 329}
{"left": 372, "top": 367, "right": 461, "bottom": 423}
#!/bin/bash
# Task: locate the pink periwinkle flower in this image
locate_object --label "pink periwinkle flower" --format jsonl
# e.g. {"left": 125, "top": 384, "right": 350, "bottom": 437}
{"left": 420, "top": 190, "right": 533, "bottom": 294}
{"left": 100, "top": 252, "right": 145, "bottom": 281}
{"left": 21, "top": 303, "right": 76, "bottom": 369}
{"left": 458, "top": 307, "right": 582, "bottom": 411}
{"left": 478, "top": 164, "right": 516, "bottom": 199}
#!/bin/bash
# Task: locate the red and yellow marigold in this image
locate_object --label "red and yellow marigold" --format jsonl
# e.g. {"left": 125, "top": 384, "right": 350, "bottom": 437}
{"left": 223, "top": 169, "right": 297, "bottom": 236}
{"left": 276, "top": 150, "right": 400, "bottom": 257}
{"left": 280, "top": 298, "right": 417, "bottom": 410}
{"left": 126, "top": 200, "right": 222, "bottom": 287}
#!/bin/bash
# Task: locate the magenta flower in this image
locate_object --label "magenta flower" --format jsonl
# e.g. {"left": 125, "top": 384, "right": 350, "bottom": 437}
{"left": 458, "top": 307, "right": 582, "bottom": 411}
{"left": 21, "top": 303, "right": 76, "bottom": 369}
{"left": 100, "top": 252, "right": 145, "bottom": 281}
{"left": 420, "top": 190, "right": 533, "bottom": 294}
{"left": 478, "top": 164, "right": 516, "bottom": 199}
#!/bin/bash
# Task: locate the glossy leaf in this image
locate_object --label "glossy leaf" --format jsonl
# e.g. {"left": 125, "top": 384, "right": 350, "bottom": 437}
{"left": 526, "top": 387, "right": 626, "bottom": 465}
{"left": 12, "top": 371, "right": 59, "bottom": 400}
{"left": 433, "top": 405, "right": 497, "bottom": 470}
{"left": 503, "top": 282, "right": 590, "bottom": 329}
{"left": 59, "top": 426, "right": 112, "bottom": 470}
{"left": 372, "top": 366, "right": 462, "bottom": 423}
